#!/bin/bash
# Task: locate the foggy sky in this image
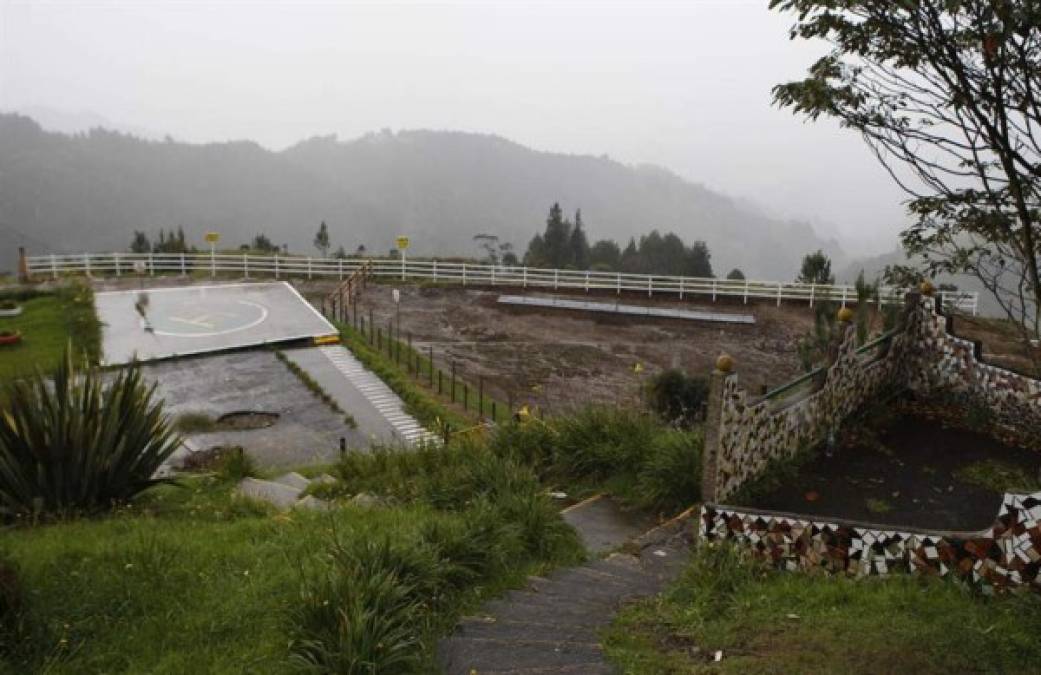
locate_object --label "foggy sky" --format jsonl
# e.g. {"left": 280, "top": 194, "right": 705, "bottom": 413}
{"left": 0, "top": 0, "right": 909, "bottom": 256}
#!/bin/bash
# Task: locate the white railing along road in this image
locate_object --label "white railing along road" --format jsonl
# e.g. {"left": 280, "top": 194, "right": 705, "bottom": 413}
{"left": 24, "top": 251, "right": 979, "bottom": 314}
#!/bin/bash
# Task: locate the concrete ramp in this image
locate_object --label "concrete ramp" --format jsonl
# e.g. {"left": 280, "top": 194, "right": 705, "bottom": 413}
{"left": 497, "top": 294, "right": 755, "bottom": 324}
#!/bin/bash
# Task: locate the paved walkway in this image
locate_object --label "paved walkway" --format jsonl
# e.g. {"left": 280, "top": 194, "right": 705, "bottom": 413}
{"left": 284, "top": 345, "right": 438, "bottom": 447}
{"left": 438, "top": 500, "right": 695, "bottom": 675}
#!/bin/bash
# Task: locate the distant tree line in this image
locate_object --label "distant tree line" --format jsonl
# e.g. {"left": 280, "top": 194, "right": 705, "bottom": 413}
{"left": 129, "top": 228, "right": 195, "bottom": 254}
{"left": 523, "top": 203, "right": 715, "bottom": 277}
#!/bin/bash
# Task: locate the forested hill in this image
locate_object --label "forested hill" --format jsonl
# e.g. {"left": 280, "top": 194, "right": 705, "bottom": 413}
{"left": 0, "top": 113, "right": 843, "bottom": 277}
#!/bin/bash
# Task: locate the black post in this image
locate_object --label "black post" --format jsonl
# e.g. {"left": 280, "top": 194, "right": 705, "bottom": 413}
{"left": 387, "top": 321, "right": 393, "bottom": 358}
{"left": 438, "top": 369, "right": 443, "bottom": 395}
{"left": 478, "top": 377, "right": 484, "bottom": 418}
{"left": 463, "top": 383, "right": 469, "bottom": 411}
{"left": 407, "top": 333, "right": 413, "bottom": 375}
{"left": 360, "top": 316, "right": 366, "bottom": 338}
{"left": 369, "top": 309, "right": 375, "bottom": 345}
{"left": 339, "top": 437, "right": 346, "bottom": 461}
{"left": 450, "top": 363, "right": 456, "bottom": 403}
{"left": 429, "top": 346, "right": 434, "bottom": 386}
{"left": 491, "top": 401, "right": 497, "bottom": 423}
{"left": 377, "top": 327, "right": 382, "bottom": 351}
{"left": 353, "top": 297, "right": 358, "bottom": 330}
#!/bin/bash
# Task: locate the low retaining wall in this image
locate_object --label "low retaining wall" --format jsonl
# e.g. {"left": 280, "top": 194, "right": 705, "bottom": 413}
{"left": 701, "top": 492, "right": 1041, "bottom": 592}
{"left": 906, "top": 295, "right": 1041, "bottom": 449}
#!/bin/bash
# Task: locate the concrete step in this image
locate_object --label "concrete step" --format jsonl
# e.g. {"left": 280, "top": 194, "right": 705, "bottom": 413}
{"left": 455, "top": 616, "right": 602, "bottom": 644}
{"left": 438, "top": 636, "right": 605, "bottom": 675}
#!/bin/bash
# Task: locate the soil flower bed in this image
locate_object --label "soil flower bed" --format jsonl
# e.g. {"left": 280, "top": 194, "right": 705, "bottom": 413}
{"left": 737, "top": 406, "right": 1041, "bottom": 531}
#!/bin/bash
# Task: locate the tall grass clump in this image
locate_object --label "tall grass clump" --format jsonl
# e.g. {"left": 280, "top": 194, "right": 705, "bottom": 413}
{"left": 489, "top": 407, "right": 703, "bottom": 513}
{"left": 0, "top": 346, "right": 180, "bottom": 519}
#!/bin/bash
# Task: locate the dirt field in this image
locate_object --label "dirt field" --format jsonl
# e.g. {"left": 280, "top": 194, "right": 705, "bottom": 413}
{"left": 334, "top": 284, "right": 816, "bottom": 414}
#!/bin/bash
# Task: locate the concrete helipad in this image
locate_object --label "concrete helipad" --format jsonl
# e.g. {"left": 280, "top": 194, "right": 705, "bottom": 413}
{"left": 95, "top": 282, "right": 337, "bottom": 365}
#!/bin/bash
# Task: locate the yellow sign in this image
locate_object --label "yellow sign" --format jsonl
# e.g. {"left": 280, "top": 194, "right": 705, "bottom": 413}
{"left": 204, "top": 232, "right": 220, "bottom": 244}
{"left": 395, "top": 236, "right": 410, "bottom": 250}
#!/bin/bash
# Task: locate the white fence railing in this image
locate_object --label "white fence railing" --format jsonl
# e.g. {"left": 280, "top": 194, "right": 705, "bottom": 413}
{"left": 24, "top": 252, "right": 979, "bottom": 314}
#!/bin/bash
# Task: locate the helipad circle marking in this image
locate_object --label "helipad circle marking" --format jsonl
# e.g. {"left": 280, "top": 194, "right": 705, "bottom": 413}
{"left": 150, "top": 300, "right": 269, "bottom": 338}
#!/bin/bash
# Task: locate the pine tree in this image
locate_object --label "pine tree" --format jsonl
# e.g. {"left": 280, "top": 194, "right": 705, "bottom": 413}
{"left": 569, "top": 210, "right": 590, "bottom": 270}
{"left": 542, "top": 203, "right": 572, "bottom": 269}
{"left": 129, "top": 231, "right": 151, "bottom": 253}
{"left": 620, "top": 237, "right": 640, "bottom": 273}
{"left": 314, "top": 221, "right": 331, "bottom": 257}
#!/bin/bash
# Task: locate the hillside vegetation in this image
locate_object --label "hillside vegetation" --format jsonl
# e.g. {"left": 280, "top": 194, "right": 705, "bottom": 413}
{"left": 0, "top": 114, "right": 842, "bottom": 278}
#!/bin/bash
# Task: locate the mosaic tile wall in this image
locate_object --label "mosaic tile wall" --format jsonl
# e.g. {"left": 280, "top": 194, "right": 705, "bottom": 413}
{"left": 707, "top": 321, "right": 907, "bottom": 502}
{"left": 704, "top": 293, "right": 1041, "bottom": 503}
{"left": 700, "top": 492, "right": 1041, "bottom": 591}
{"left": 904, "top": 295, "right": 1041, "bottom": 449}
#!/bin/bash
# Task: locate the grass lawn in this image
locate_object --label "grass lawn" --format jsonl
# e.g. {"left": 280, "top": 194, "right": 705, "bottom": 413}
{"left": 0, "top": 285, "right": 100, "bottom": 382}
{"left": 1, "top": 444, "right": 585, "bottom": 674}
{"left": 605, "top": 543, "right": 1041, "bottom": 674}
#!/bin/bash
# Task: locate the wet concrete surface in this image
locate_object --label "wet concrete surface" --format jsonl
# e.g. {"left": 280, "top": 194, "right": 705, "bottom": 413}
{"left": 561, "top": 495, "right": 658, "bottom": 554}
{"left": 143, "top": 350, "right": 369, "bottom": 468}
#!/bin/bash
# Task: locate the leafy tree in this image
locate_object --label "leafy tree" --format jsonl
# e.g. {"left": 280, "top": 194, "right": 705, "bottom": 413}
{"left": 569, "top": 210, "right": 590, "bottom": 269}
{"left": 356, "top": 244, "right": 367, "bottom": 256}
{"left": 796, "top": 250, "right": 835, "bottom": 285}
{"left": 499, "top": 242, "right": 519, "bottom": 266}
{"left": 772, "top": 0, "right": 1041, "bottom": 356}
{"left": 524, "top": 233, "right": 547, "bottom": 267}
{"left": 332, "top": 245, "right": 348, "bottom": 259}
{"left": 726, "top": 268, "right": 746, "bottom": 281}
{"left": 589, "top": 239, "right": 622, "bottom": 271}
{"left": 252, "top": 234, "right": 278, "bottom": 253}
{"left": 314, "top": 221, "right": 330, "bottom": 257}
{"left": 474, "top": 233, "right": 501, "bottom": 264}
{"left": 645, "top": 369, "right": 709, "bottom": 428}
{"left": 129, "top": 231, "right": 151, "bottom": 253}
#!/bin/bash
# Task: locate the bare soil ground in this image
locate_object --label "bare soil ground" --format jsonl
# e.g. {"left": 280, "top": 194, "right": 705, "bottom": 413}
{"left": 332, "top": 283, "right": 816, "bottom": 414}
{"left": 949, "top": 313, "right": 1041, "bottom": 377}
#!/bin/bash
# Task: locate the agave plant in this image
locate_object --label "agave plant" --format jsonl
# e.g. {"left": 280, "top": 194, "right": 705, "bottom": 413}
{"left": 0, "top": 346, "right": 180, "bottom": 519}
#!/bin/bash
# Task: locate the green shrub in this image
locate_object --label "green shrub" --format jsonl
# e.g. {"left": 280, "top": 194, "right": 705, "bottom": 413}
{"left": 644, "top": 369, "right": 709, "bottom": 428}
{"left": 173, "top": 411, "right": 218, "bottom": 434}
{"left": 0, "top": 347, "right": 180, "bottom": 519}
{"left": 636, "top": 431, "right": 703, "bottom": 513}
{"left": 215, "top": 447, "right": 256, "bottom": 482}
{"left": 290, "top": 538, "right": 424, "bottom": 674}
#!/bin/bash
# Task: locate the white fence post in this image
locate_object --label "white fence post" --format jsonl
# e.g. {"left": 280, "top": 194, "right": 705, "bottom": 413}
{"left": 275, "top": 255, "right": 280, "bottom": 279}
{"left": 776, "top": 282, "right": 782, "bottom": 307}
{"left": 647, "top": 276, "right": 652, "bottom": 298}
{"left": 841, "top": 286, "right": 848, "bottom": 308}
{"left": 809, "top": 283, "right": 815, "bottom": 308}
{"left": 616, "top": 273, "right": 621, "bottom": 295}
{"left": 585, "top": 271, "right": 590, "bottom": 293}
{"left": 679, "top": 277, "right": 684, "bottom": 300}
{"left": 744, "top": 279, "right": 749, "bottom": 304}
{"left": 115, "top": 252, "right": 121, "bottom": 277}
{"left": 554, "top": 269, "right": 559, "bottom": 290}
{"left": 492, "top": 265, "right": 496, "bottom": 286}
{"left": 50, "top": 254, "right": 57, "bottom": 280}
{"left": 84, "top": 253, "right": 91, "bottom": 278}
{"left": 463, "top": 263, "right": 467, "bottom": 286}
{"left": 433, "top": 259, "right": 439, "bottom": 282}
{"left": 712, "top": 279, "right": 717, "bottom": 302}
{"left": 523, "top": 266, "right": 527, "bottom": 288}
{"left": 244, "top": 254, "right": 249, "bottom": 279}
{"left": 338, "top": 258, "right": 343, "bottom": 280}
{"left": 308, "top": 257, "right": 312, "bottom": 279}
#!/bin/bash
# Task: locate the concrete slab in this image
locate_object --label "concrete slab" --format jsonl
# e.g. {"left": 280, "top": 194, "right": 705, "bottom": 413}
{"left": 561, "top": 495, "right": 658, "bottom": 554}
{"left": 236, "top": 477, "right": 302, "bottom": 510}
{"left": 143, "top": 350, "right": 368, "bottom": 468}
{"left": 95, "top": 281, "right": 336, "bottom": 365}
{"left": 497, "top": 294, "right": 755, "bottom": 324}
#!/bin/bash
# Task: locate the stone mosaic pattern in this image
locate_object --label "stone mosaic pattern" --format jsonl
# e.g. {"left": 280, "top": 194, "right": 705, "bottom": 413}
{"left": 706, "top": 294, "right": 1041, "bottom": 503}
{"left": 711, "top": 322, "right": 905, "bottom": 502}
{"left": 905, "top": 296, "right": 1041, "bottom": 449}
{"left": 701, "top": 492, "right": 1041, "bottom": 591}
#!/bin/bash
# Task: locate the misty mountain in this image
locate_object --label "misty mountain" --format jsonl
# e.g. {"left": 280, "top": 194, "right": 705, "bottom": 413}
{"left": 0, "top": 114, "right": 844, "bottom": 278}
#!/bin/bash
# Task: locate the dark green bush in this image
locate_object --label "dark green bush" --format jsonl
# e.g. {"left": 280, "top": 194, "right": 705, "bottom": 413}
{"left": 644, "top": 369, "right": 709, "bottom": 428}
{"left": 0, "top": 347, "right": 180, "bottom": 519}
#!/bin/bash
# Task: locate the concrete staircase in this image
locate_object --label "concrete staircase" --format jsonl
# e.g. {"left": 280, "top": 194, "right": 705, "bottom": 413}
{"left": 437, "top": 506, "right": 695, "bottom": 675}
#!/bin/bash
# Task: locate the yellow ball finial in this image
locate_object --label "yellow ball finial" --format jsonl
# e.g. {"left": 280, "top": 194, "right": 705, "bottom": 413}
{"left": 837, "top": 307, "right": 855, "bottom": 323}
{"left": 920, "top": 280, "right": 935, "bottom": 296}
{"left": 716, "top": 353, "right": 734, "bottom": 373}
